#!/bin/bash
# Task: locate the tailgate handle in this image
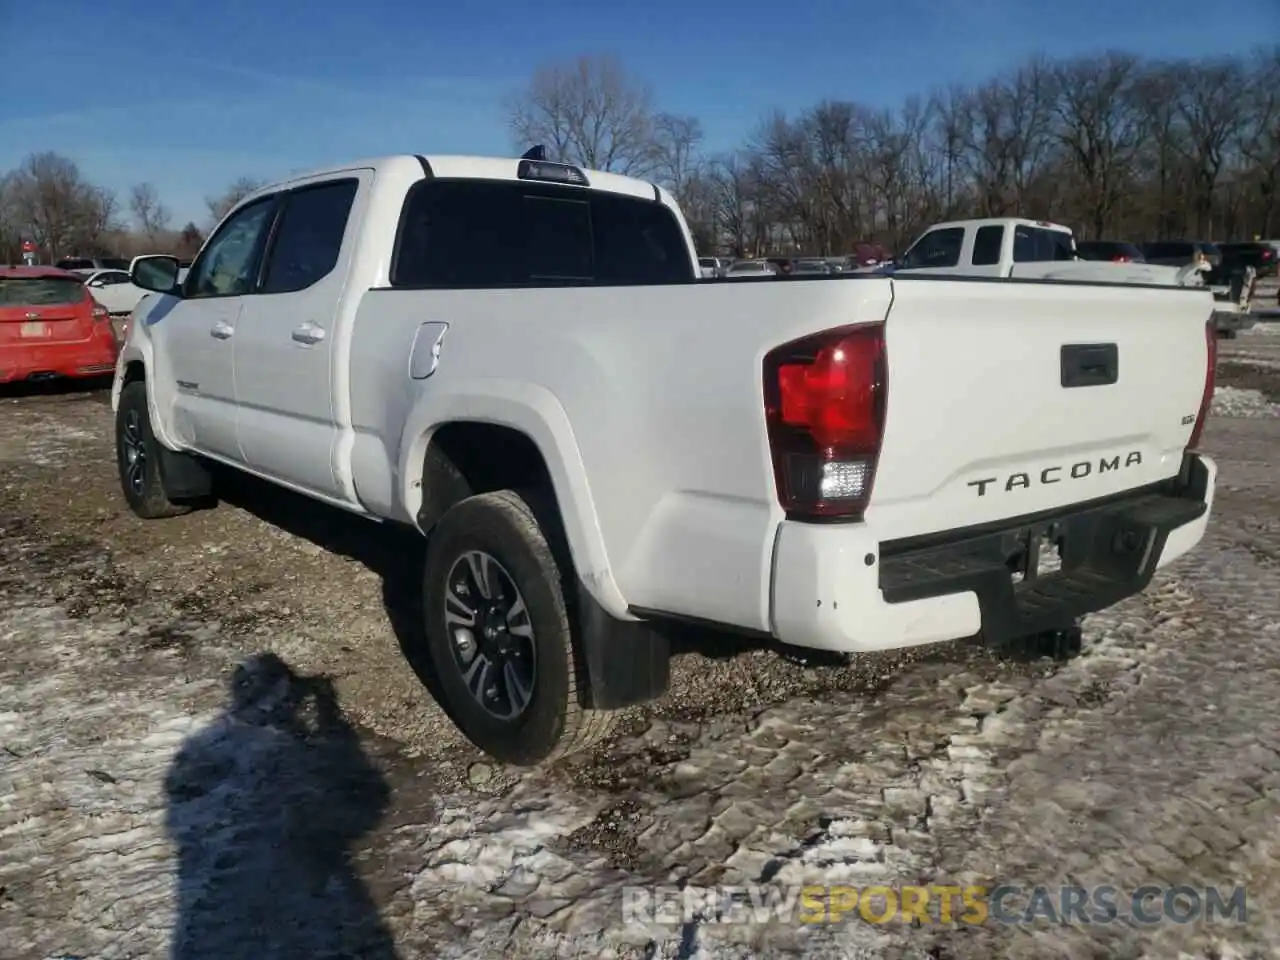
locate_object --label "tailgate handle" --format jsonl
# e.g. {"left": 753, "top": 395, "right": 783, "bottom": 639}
{"left": 1061, "top": 343, "right": 1118, "bottom": 388}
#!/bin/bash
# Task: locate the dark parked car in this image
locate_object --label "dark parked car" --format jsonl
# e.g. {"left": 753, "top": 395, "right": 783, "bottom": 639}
{"left": 1140, "top": 240, "right": 1221, "bottom": 269}
{"left": 1217, "top": 241, "right": 1278, "bottom": 278}
{"left": 1075, "top": 240, "right": 1145, "bottom": 263}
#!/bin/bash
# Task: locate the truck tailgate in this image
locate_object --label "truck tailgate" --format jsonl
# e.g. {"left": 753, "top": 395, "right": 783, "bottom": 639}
{"left": 869, "top": 277, "right": 1213, "bottom": 540}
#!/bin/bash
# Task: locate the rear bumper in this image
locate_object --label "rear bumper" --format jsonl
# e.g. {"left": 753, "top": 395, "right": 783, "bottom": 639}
{"left": 770, "top": 453, "right": 1216, "bottom": 653}
{"left": 0, "top": 338, "right": 119, "bottom": 384}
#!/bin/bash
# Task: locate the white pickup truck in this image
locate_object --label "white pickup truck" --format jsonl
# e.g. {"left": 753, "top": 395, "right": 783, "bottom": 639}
{"left": 895, "top": 217, "right": 1208, "bottom": 287}
{"left": 112, "top": 154, "right": 1220, "bottom": 765}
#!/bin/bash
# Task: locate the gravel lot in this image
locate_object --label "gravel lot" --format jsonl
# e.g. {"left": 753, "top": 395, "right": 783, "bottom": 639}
{"left": 1, "top": 326, "right": 1278, "bottom": 959}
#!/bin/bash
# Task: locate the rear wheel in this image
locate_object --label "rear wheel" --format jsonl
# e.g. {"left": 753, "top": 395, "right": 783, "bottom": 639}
{"left": 116, "top": 380, "right": 191, "bottom": 519}
{"left": 422, "top": 490, "right": 614, "bottom": 765}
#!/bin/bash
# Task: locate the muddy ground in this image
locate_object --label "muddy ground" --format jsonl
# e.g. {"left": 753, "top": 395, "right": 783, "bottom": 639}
{"left": 1, "top": 329, "right": 1279, "bottom": 959}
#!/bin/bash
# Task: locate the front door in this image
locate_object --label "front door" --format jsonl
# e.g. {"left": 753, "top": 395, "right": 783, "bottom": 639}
{"left": 233, "top": 175, "right": 365, "bottom": 498}
{"left": 159, "top": 195, "right": 280, "bottom": 460}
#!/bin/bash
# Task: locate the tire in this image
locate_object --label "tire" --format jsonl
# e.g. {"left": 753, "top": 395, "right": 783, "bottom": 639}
{"left": 422, "top": 490, "right": 615, "bottom": 766}
{"left": 115, "top": 380, "right": 191, "bottom": 519}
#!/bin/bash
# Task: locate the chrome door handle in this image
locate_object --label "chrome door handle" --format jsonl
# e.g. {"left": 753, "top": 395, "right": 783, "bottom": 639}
{"left": 291, "top": 322, "right": 326, "bottom": 345}
{"left": 210, "top": 321, "right": 234, "bottom": 340}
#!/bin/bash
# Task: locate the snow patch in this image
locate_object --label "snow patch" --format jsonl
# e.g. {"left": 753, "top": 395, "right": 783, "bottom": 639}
{"left": 1211, "top": 386, "right": 1280, "bottom": 419}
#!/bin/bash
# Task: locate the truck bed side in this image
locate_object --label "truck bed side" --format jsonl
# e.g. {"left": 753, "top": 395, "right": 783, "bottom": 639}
{"left": 347, "top": 277, "right": 896, "bottom": 629}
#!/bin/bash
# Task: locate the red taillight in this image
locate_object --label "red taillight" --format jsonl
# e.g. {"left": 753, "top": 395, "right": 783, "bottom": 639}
{"left": 91, "top": 303, "right": 109, "bottom": 322}
{"left": 1113, "top": 255, "right": 1132, "bottom": 263}
{"left": 1186, "top": 319, "right": 1216, "bottom": 451}
{"left": 763, "top": 323, "right": 886, "bottom": 520}
{"left": 1263, "top": 249, "right": 1274, "bottom": 261}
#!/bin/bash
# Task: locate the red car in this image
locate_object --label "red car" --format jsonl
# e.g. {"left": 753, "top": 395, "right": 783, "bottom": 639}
{"left": 847, "top": 241, "right": 892, "bottom": 267}
{"left": 0, "top": 266, "right": 119, "bottom": 385}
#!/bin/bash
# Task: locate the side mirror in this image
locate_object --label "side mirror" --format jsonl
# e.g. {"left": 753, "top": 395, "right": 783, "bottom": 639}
{"left": 131, "top": 255, "right": 181, "bottom": 295}
{"left": 86, "top": 277, "right": 103, "bottom": 288}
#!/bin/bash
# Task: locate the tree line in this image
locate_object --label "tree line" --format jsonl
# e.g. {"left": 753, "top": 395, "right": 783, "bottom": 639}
{"left": 0, "top": 157, "right": 263, "bottom": 264}
{"left": 510, "top": 49, "right": 1279, "bottom": 257}
{"left": 3, "top": 47, "right": 1276, "bottom": 264}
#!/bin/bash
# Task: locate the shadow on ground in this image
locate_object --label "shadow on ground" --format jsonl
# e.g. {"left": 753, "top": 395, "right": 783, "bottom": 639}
{"left": 0, "top": 374, "right": 113, "bottom": 402}
{"left": 165, "top": 652, "right": 400, "bottom": 959}
{"left": 208, "top": 468, "right": 447, "bottom": 707}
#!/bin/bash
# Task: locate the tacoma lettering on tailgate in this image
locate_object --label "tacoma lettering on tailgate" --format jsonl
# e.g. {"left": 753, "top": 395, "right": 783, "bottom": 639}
{"left": 968, "top": 451, "right": 1143, "bottom": 497}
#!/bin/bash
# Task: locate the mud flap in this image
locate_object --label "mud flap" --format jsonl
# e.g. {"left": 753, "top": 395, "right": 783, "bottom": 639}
{"left": 574, "top": 577, "right": 671, "bottom": 710}
{"left": 156, "top": 444, "right": 212, "bottom": 500}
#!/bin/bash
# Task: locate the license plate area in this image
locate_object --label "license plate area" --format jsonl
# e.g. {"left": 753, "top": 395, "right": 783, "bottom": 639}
{"left": 20, "top": 321, "right": 48, "bottom": 338}
{"left": 1003, "top": 524, "right": 1065, "bottom": 587}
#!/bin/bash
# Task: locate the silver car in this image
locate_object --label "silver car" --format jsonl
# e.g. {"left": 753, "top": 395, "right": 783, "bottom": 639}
{"left": 724, "top": 260, "right": 778, "bottom": 279}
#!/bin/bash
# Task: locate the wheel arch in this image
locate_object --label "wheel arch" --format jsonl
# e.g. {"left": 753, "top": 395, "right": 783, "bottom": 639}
{"left": 398, "top": 385, "right": 628, "bottom": 620}
{"left": 409, "top": 417, "right": 672, "bottom": 713}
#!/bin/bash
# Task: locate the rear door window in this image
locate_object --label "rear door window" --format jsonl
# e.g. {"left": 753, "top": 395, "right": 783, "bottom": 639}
{"left": 391, "top": 180, "right": 693, "bottom": 288}
{"left": 971, "top": 226, "right": 1004, "bottom": 265}
{"left": 260, "top": 179, "right": 358, "bottom": 294}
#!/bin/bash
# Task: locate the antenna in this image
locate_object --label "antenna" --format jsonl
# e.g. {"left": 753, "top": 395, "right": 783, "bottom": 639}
{"left": 521, "top": 145, "right": 548, "bottom": 162}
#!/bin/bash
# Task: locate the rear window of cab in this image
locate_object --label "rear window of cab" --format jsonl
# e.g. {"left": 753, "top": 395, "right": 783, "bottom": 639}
{"left": 391, "top": 178, "right": 694, "bottom": 288}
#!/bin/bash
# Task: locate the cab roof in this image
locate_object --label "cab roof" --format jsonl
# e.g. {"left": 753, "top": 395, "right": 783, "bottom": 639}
{"left": 929, "top": 217, "right": 1073, "bottom": 234}
{"left": 244, "top": 154, "right": 667, "bottom": 205}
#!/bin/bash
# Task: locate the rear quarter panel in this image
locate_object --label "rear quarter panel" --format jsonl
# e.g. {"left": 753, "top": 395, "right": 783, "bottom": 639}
{"left": 346, "top": 277, "right": 895, "bottom": 630}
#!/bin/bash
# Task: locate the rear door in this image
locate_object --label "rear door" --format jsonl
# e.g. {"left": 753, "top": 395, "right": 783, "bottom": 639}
{"left": 966, "top": 225, "right": 1005, "bottom": 277}
{"left": 0, "top": 274, "right": 94, "bottom": 344}
{"left": 869, "top": 276, "right": 1214, "bottom": 541}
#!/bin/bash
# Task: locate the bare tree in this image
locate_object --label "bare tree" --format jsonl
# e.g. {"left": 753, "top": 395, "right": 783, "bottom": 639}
{"left": 177, "top": 222, "right": 205, "bottom": 259}
{"left": 0, "top": 172, "right": 21, "bottom": 262}
{"left": 962, "top": 61, "right": 1057, "bottom": 216}
{"left": 205, "top": 177, "right": 265, "bottom": 224}
{"left": 1131, "top": 62, "right": 1188, "bottom": 238}
{"left": 1238, "top": 47, "right": 1280, "bottom": 236}
{"left": 651, "top": 113, "right": 704, "bottom": 201}
{"left": 129, "top": 182, "right": 171, "bottom": 242}
{"left": 1052, "top": 53, "right": 1145, "bottom": 238}
{"left": 1174, "top": 58, "right": 1249, "bottom": 237}
{"left": 5, "top": 152, "right": 116, "bottom": 260}
{"left": 507, "top": 55, "right": 659, "bottom": 175}
{"left": 930, "top": 85, "right": 972, "bottom": 216}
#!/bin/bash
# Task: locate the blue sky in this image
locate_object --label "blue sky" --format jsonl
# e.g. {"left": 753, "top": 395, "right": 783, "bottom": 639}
{"left": 0, "top": 0, "right": 1272, "bottom": 227}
